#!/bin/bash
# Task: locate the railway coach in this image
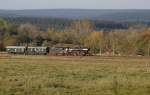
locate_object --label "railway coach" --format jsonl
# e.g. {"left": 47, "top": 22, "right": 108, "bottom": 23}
{"left": 6, "top": 46, "right": 49, "bottom": 55}
{"left": 6, "top": 46, "right": 26, "bottom": 54}
{"left": 27, "top": 47, "right": 49, "bottom": 55}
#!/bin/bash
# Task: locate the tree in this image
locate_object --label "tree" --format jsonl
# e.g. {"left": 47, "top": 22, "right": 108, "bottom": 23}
{"left": 70, "top": 20, "right": 93, "bottom": 44}
{"left": 3, "top": 36, "right": 18, "bottom": 46}
{"left": 0, "top": 18, "right": 8, "bottom": 31}
{"left": 84, "top": 31, "right": 103, "bottom": 54}
{"left": 0, "top": 18, "right": 9, "bottom": 51}
{"left": 137, "top": 28, "right": 150, "bottom": 56}
{"left": 17, "top": 23, "right": 39, "bottom": 46}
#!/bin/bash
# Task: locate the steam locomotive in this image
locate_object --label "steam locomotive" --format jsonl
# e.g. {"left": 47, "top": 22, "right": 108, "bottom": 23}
{"left": 5, "top": 46, "right": 90, "bottom": 56}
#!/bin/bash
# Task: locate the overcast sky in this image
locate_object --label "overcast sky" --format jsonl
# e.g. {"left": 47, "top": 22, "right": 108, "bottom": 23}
{"left": 0, "top": 0, "right": 150, "bottom": 10}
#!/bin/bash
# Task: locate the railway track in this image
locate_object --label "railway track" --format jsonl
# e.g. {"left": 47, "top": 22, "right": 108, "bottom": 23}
{"left": 0, "top": 52, "right": 12, "bottom": 58}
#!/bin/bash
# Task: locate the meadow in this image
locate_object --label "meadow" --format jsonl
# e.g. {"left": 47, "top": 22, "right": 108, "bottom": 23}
{"left": 0, "top": 55, "right": 150, "bottom": 95}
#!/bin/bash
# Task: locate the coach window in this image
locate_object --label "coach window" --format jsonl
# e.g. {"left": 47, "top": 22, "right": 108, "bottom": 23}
{"left": 39, "top": 48, "right": 42, "bottom": 52}
{"left": 43, "top": 48, "right": 45, "bottom": 52}
{"left": 31, "top": 48, "right": 33, "bottom": 52}
{"left": 37, "top": 48, "right": 40, "bottom": 52}
{"left": 14, "top": 48, "right": 17, "bottom": 52}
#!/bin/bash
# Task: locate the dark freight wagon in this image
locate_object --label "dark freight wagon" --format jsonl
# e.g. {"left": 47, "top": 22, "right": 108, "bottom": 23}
{"left": 49, "top": 47, "right": 66, "bottom": 56}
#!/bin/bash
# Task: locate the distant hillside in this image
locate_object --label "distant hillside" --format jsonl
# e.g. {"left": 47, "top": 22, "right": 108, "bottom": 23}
{"left": 0, "top": 9, "right": 150, "bottom": 21}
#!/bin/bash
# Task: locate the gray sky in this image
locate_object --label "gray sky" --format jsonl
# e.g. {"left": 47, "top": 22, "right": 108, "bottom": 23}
{"left": 0, "top": 0, "right": 150, "bottom": 9}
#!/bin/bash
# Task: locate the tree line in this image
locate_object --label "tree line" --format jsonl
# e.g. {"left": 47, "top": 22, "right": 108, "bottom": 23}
{"left": 5, "top": 17, "right": 140, "bottom": 30}
{"left": 0, "top": 18, "right": 150, "bottom": 56}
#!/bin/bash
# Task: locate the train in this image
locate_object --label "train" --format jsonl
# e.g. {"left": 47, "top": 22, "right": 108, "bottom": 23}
{"left": 5, "top": 46, "right": 90, "bottom": 56}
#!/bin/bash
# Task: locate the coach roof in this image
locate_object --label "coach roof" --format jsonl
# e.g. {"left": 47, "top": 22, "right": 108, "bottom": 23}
{"left": 6, "top": 46, "right": 26, "bottom": 48}
{"left": 27, "top": 47, "right": 47, "bottom": 48}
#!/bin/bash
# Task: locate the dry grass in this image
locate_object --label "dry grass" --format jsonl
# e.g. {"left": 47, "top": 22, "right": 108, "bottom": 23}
{"left": 0, "top": 55, "right": 150, "bottom": 95}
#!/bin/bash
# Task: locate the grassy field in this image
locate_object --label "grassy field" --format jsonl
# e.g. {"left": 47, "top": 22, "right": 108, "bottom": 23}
{"left": 0, "top": 55, "right": 150, "bottom": 95}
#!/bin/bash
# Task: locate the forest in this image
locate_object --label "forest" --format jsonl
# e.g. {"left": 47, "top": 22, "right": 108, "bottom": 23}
{"left": 0, "top": 17, "right": 150, "bottom": 56}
